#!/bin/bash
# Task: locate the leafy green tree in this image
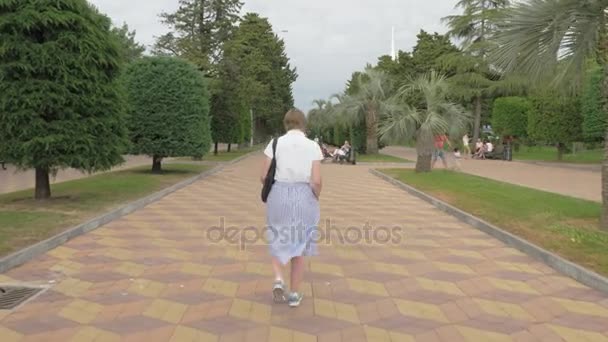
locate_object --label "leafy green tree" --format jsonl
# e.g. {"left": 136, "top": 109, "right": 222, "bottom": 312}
{"left": 411, "top": 30, "right": 460, "bottom": 77}
{"left": 121, "top": 57, "right": 212, "bottom": 172}
{"left": 582, "top": 64, "right": 607, "bottom": 142}
{"left": 154, "top": 0, "right": 243, "bottom": 73}
{"left": 0, "top": 0, "right": 129, "bottom": 199}
{"left": 333, "top": 68, "right": 395, "bottom": 154}
{"left": 491, "top": 0, "right": 608, "bottom": 228}
{"left": 380, "top": 72, "right": 471, "bottom": 172}
{"left": 492, "top": 97, "right": 530, "bottom": 138}
{"left": 224, "top": 13, "right": 297, "bottom": 139}
{"left": 211, "top": 57, "right": 243, "bottom": 154}
{"left": 527, "top": 92, "right": 581, "bottom": 160}
{"left": 111, "top": 22, "right": 146, "bottom": 63}
{"left": 441, "top": 0, "right": 512, "bottom": 143}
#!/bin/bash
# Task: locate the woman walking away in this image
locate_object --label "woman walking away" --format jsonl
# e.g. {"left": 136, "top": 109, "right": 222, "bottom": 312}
{"left": 260, "top": 109, "right": 323, "bottom": 307}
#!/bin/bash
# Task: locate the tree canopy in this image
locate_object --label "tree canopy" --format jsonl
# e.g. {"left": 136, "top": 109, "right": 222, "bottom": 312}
{"left": 0, "top": 0, "right": 129, "bottom": 198}
{"left": 121, "top": 57, "right": 212, "bottom": 172}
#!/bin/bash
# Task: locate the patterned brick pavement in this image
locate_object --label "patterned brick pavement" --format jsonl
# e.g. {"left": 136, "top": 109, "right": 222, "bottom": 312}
{"left": 0, "top": 153, "right": 607, "bottom": 341}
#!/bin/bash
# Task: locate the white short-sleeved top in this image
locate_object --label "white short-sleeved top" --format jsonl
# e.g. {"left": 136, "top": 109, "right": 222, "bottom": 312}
{"left": 264, "top": 129, "right": 323, "bottom": 183}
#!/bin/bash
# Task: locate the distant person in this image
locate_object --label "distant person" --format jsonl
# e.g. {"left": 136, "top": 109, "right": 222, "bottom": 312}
{"left": 486, "top": 140, "right": 494, "bottom": 153}
{"left": 462, "top": 134, "right": 471, "bottom": 157}
{"left": 432, "top": 133, "right": 452, "bottom": 169}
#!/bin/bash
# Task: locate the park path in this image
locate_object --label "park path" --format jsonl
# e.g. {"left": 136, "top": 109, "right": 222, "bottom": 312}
{"left": 0, "top": 153, "right": 608, "bottom": 341}
{"left": 382, "top": 146, "right": 601, "bottom": 202}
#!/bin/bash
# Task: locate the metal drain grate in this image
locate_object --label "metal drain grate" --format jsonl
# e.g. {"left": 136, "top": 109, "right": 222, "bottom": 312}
{"left": 0, "top": 286, "right": 44, "bottom": 310}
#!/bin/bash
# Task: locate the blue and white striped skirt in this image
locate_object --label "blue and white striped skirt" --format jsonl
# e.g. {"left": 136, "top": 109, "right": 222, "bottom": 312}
{"left": 266, "top": 181, "right": 320, "bottom": 265}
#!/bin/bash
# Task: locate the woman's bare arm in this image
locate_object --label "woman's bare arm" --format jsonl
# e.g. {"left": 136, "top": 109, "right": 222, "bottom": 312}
{"left": 310, "top": 160, "right": 322, "bottom": 198}
{"left": 260, "top": 157, "right": 272, "bottom": 184}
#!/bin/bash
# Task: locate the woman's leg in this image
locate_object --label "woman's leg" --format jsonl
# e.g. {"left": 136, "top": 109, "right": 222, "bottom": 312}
{"left": 272, "top": 257, "right": 284, "bottom": 281}
{"left": 290, "top": 256, "right": 305, "bottom": 293}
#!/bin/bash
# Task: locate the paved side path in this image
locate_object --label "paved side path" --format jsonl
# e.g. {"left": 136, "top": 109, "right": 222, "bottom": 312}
{"left": 382, "top": 146, "right": 601, "bottom": 202}
{"left": 1, "top": 154, "right": 607, "bottom": 341}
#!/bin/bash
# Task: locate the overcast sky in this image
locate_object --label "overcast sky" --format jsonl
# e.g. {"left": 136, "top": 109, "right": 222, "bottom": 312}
{"left": 89, "top": 0, "right": 458, "bottom": 111}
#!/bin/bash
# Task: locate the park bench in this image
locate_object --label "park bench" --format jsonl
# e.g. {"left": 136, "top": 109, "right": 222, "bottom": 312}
{"left": 485, "top": 145, "right": 505, "bottom": 160}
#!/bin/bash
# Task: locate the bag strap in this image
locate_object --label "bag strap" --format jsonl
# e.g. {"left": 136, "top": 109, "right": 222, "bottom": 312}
{"left": 271, "top": 137, "right": 278, "bottom": 158}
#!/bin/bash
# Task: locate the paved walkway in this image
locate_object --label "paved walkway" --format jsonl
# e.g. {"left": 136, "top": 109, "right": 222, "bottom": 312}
{"left": 1, "top": 154, "right": 608, "bottom": 341}
{"left": 382, "top": 146, "right": 601, "bottom": 202}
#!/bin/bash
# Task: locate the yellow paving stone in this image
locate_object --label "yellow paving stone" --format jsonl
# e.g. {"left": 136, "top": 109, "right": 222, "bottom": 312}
{"left": 407, "top": 239, "right": 440, "bottom": 247}
{"left": 549, "top": 325, "right": 608, "bottom": 342}
{"left": 50, "top": 260, "right": 83, "bottom": 276}
{"left": 128, "top": 279, "right": 166, "bottom": 298}
{"left": 394, "top": 299, "right": 449, "bottom": 323}
{"left": 335, "top": 248, "right": 367, "bottom": 260}
{"left": 69, "top": 327, "right": 120, "bottom": 342}
{"left": 202, "top": 278, "right": 238, "bottom": 297}
{"left": 495, "top": 262, "right": 542, "bottom": 274}
{"left": 59, "top": 300, "right": 103, "bottom": 324}
{"left": 552, "top": 298, "right": 608, "bottom": 318}
{"left": 390, "top": 249, "right": 426, "bottom": 261}
{"left": 347, "top": 278, "right": 389, "bottom": 297}
{"left": 0, "top": 327, "right": 23, "bottom": 342}
{"left": 0, "top": 275, "right": 15, "bottom": 283}
{"left": 335, "top": 302, "right": 359, "bottom": 323}
{"left": 487, "top": 278, "right": 540, "bottom": 295}
{"left": 432, "top": 262, "right": 475, "bottom": 275}
{"left": 461, "top": 238, "right": 496, "bottom": 247}
{"left": 229, "top": 299, "right": 251, "bottom": 320}
{"left": 170, "top": 326, "right": 218, "bottom": 342}
{"left": 181, "top": 263, "right": 212, "bottom": 276}
{"left": 310, "top": 262, "right": 343, "bottom": 276}
{"left": 47, "top": 246, "right": 78, "bottom": 259}
{"left": 164, "top": 249, "right": 192, "bottom": 261}
{"left": 448, "top": 249, "right": 485, "bottom": 259}
{"left": 314, "top": 298, "right": 336, "bottom": 319}
{"left": 150, "top": 238, "right": 178, "bottom": 248}
{"left": 293, "top": 331, "right": 316, "bottom": 342}
{"left": 456, "top": 326, "right": 512, "bottom": 342}
{"left": 53, "top": 278, "right": 93, "bottom": 297}
{"left": 416, "top": 277, "right": 465, "bottom": 296}
{"left": 114, "top": 262, "right": 146, "bottom": 277}
{"left": 144, "top": 299, "right": 188, "bottom": 324}
{"left": 473, "top": 299, "right": 535, "bottom": 321}
{"left": 373, "top": 262, "right": 409, "bottom": 276}
{"left": 245, "top": 262, "right": 273, "bottom": 276}
{"left": 269, "top": 327, "right": 293, "bottom": 342}
{"left": 104, "top": 248, "right": 133, "bottom": 260}
{"left": 364, "top": 326, "right": 415, "bottom": 342}
{"left": 249, "top": 301, "right": 271, "bottom": 324}
{"left": 97, "top": 237, "right": 129, "bottom": 247}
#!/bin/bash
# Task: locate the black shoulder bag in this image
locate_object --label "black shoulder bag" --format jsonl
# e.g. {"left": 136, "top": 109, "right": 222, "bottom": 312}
{"left": 261, "top": 138, "right": 278, "bottom": 203}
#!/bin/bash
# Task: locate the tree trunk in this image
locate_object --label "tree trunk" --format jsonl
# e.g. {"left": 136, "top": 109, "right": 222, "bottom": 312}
{"left": 415, "top": 133, "right": 433, "bottom": 173}
{"left": 365, "top": 108, "right": 379, "bottom": 154}
{"left": 556, "top": 143, "right": 565, "bottom": 161}
{"left": 227, "top": 143, "right": 232, "bottom": 152}
{"left": 600, "top": 64, "right": 608, "bottom": 230}
{"left": 35, "top": 167, "right": 51, "bottom": 199}
{"left": 214, "top": 142, "right": 219, "bottom": 155}
{"left": 152, "top": 156, "right": 162, "bottom": 173}
{"left": 473, "top": 96, "right": 482, "bottom": 143}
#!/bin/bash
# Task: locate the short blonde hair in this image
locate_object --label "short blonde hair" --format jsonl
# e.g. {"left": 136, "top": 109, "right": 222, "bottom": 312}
{"left": 283, "top": 108, "right": 307, "bottom": 131}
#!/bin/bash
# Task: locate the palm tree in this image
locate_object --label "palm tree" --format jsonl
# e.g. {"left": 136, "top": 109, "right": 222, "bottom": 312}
{"left": 490, "top": 0, "right": 608, "bottom": 230}
{"left": 380, "top": 72, "right": 471, "bottom": 172}
{"left": 333, "top": 67, "right": 395, "bottom": 154}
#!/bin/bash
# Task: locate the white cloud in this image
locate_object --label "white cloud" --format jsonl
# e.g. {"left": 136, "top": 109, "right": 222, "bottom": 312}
{"left": 89, "top": 0, "right": 458, "bottom": 110}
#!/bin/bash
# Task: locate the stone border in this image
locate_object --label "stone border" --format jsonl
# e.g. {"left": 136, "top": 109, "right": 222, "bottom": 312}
{"left": 370, "top": 168, "right": 608, "bottom": 294}
{"left": 0, "top": 150, "right": 259, "bottom": 274}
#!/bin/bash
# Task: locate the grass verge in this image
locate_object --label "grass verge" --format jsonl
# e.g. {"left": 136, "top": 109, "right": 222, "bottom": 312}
{"left": 357, "top": 153, "right": 411, "bottom": 163}
{"left": 0, "top": 163, "right": 211, "bottom": 257}
{"left": 514, "top": 146, "right": 602, "bottom": 164}
{"left": 382, "top": 169, "right": 608, "bottom": 276}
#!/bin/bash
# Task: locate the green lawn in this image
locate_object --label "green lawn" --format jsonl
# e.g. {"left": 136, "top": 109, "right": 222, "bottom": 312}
{"left": 178, "top": 145, "right": 261, "bottom": 163}
{"left": 0, "top": 163, "right": 211, "bottom": 257}
{"left": 514, "top": 145, "right": 602, "bottom": 164}
{"left": 382, "top": 169, "right": 608, "bottom": 276}
{"left": 357, "top": 153, "right": 411, "bottom": 163}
